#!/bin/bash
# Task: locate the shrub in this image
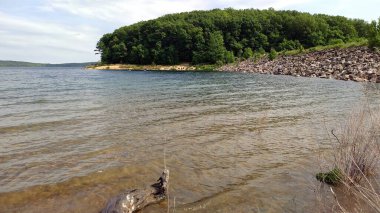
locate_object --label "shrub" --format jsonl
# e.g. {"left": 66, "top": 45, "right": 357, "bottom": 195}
{"left": 242, "top": 47, "right": 254, "bottom": 59}
{"left": 216, "top": 60, "right": 224, "bottom": 67}
{"left": 224, "top": 51, "right": 235, "bottom": 63}
{"left": 328, "top": 38, "right": 344, "bottom": 45}
{"left": 278, "top": 39, "right": 303, "bottom": 51}
{"left": 368, "top": 18, "right": 380, "bottom": 50}
{"left": 268, "top": 49, "right": 278, "bottom": 61}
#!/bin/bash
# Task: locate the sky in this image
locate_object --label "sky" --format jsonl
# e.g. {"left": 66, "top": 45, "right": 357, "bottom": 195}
{"left": 0, "top": 0, "right": 379, "bottom": 63}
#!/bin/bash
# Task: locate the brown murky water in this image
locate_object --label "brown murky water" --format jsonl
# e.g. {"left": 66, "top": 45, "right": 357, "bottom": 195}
{"left": 1, "top": 67, "right": 379, "bottom": 212}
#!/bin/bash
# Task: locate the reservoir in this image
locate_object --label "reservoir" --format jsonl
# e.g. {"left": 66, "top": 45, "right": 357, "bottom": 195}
{"left": 0, "top": 67, "right": 379, "bottom": 212}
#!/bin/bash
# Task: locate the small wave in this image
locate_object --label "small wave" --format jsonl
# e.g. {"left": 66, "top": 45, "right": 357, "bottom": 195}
{"left": 0, "top": 118, "right": 84, "bottom": 134}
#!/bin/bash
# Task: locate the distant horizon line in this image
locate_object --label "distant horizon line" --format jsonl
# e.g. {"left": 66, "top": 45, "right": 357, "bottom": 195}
{"left": 0, "top": 60, "right": 97, "bottom": 65}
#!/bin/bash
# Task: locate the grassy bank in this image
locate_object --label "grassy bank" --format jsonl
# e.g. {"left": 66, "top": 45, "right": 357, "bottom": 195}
{"left": 240, "top": 39, "right": 369, "bottom": 62}
{"left": 281, "top": 39, "right": 368, "bottom": 56}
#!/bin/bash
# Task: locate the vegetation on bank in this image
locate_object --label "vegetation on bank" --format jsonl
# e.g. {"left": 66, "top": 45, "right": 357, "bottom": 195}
{"left": 368, "top": 18, "right": 380, "bottom": 50}
{"left": 96, "top": 8, "right": 372, "bottom": 66}
{"left": 90, "top": 39, "right": 373, "bottom": 72}
{"left": 280, "top": 38, "right": 367, "bottom": 56}
{"left": 224, "top": 39, "right": 368, "bottom": 65}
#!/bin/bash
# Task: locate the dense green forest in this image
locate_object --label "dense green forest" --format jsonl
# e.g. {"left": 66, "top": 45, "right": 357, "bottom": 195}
{"left": 96, "top": 8, "right": 371, "bottom": 65}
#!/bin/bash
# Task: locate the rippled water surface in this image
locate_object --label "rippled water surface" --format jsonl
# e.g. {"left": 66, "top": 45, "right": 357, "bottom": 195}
{"left": 1, "top": 67, "right": 379, "bottom": 212}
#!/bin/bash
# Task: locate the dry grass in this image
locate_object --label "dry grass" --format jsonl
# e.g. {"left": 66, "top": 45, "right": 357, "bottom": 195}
{"left": 334, "top": 108, "right": 380, "bottom": 183}
{"left": 320, "top": 107, "right": 380, "bottom": 212}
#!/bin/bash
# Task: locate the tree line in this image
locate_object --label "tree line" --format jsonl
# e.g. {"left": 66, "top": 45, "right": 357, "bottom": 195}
{"left": 96, "top": 8, "right": 372, "bottom": 65}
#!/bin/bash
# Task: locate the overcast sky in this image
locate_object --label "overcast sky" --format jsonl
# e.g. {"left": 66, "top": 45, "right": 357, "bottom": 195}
{"left": 0, "top": 0, "right": 379, "bottom": 63}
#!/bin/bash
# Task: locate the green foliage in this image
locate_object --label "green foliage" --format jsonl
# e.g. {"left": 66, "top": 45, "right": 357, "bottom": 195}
{"left": 111, "top": 43, "right": 127, "bottom": 63}
{"left": 278, "top": 39, "right": 303, "bottom": 51}
{"left": 252, "top": 51, "right": 265, "bottom": 62}
{"left": 268, "top": 49, "right": 278, "bottom": 61}
{"left": 195, "top": 64, "right": 218, "bottom": 71}
{"left": 368, "top": 18, "right": 380, "bottom": 50}
{"left": 208, "top": 31, "right": 228, "bottom": 64}
{"left": 242, "top": 47, "right": 254, "bottom": 59}
{"left": 316, "top": 167, "right": 342, "bottom": 186}
{"left": 224, "top": 51, "right": 235, "bottom": 63}
{"left": 96, "top": 8, "right": 370, "bottom": 65}
{"left": 130, "top": 44, "right": 148, "bottom": 64}
{"left": 279, "top": 39, "right": 366, "bottom": 57}
{"left": 328, "top": 38, "right": 344, "bottom": 45}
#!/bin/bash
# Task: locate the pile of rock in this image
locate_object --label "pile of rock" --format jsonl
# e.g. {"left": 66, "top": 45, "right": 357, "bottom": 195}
{"left": 218, "top": 46, "right": 380, "bottom": 83}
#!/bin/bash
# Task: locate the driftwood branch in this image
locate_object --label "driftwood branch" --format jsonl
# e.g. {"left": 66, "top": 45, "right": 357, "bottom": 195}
{"left": 101, "top": 169, "right": 169, "bottom": 213}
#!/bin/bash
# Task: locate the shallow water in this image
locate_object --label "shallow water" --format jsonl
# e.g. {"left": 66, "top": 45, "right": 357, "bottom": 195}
{"left": 0, "top": 67, "right": 379, "bottom": 212}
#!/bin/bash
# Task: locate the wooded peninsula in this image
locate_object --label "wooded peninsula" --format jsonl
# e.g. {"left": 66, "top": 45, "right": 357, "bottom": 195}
{"left": 95, "top": 8, "right": 378, "bottom": 66}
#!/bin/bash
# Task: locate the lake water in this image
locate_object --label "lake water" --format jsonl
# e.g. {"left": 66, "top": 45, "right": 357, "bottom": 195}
{"left": 0, "top": 67, "right": 379, "bottom": 212}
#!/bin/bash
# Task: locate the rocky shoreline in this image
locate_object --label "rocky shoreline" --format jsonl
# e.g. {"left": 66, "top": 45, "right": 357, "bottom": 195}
{"left": 218, "top": 46, "right": 380, "bottom": 83}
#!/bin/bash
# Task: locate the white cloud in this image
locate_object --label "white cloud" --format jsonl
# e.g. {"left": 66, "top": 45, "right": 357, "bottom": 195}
{"left": 43, "top": 0, "right": 203, "bottom": 25}
{"left": 212, "top": 0, "right": 312, "bottom": 9}
{"left": 0, "top": 11, "right": 101, "bottom": 63}
{"left": 43, "top": 0, "right": 312, "bottom": 25}
{"left": 268, "top": 0, "right": 313, "bottom": 9}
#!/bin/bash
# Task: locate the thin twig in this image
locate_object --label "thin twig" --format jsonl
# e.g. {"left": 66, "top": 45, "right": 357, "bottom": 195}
{"left": 331, "top": 129, "right": 340, "bottom": 144}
